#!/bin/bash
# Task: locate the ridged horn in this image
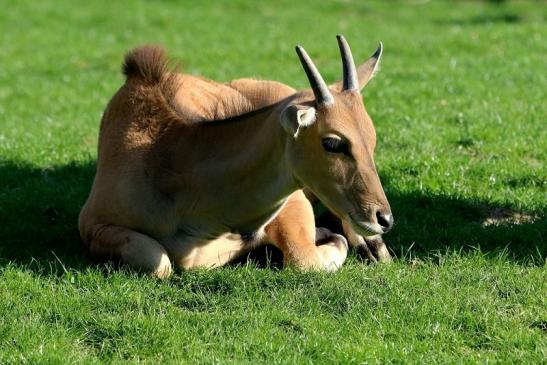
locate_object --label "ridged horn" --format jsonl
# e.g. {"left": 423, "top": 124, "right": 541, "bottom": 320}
{"left": 295, "top": 45, "right": 334, "bottom": 106}
{"left": 336, "top": 34, "right": 358, "bottom": 91}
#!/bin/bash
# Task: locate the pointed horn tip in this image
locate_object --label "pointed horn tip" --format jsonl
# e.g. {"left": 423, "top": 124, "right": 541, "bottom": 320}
{"left": 295, "top": 45, "right": 307, "bottom": 56}
{"left": 372, "top": 42, "right": 384, "bottom": 58}
{"left": 378, "top": 41, "right": 384, "bottom": 52}
{"left": 336, "top": 34, "right": 348, "bottom": 47}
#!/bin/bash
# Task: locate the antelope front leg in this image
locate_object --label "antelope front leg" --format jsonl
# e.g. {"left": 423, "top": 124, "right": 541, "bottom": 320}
{"left": 314, "top": 227, "right": 349, "bottom": 271}
{"left": 341, "top": 221, "right": 392, "bottom": 262}
{"left": 265, "top": 190, "right": 348, "bottom": 271}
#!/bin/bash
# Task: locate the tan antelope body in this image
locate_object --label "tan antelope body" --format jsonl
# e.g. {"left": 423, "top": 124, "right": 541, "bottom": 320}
{"left": 79, "top": 35, "right": 393, "bottom": 278}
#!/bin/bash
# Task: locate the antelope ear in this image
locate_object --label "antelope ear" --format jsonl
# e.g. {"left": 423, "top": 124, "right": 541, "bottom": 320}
{"left": 333, "top": 42, "right": 383, "bottom": 92}
{"left": 281, "top": 105, "right": 317, "bottom": 138}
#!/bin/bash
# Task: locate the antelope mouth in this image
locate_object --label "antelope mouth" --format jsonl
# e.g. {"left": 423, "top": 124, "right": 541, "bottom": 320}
{"left": 348, "top": 213, "right": 384, "bottom": 237}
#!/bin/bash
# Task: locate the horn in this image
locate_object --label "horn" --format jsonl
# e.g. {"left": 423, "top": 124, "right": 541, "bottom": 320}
{"left": 336, "top": 34, "right": 358, "bottom": 91}
{"left": 295, "top": 45, "right": 334, "bottom": 106}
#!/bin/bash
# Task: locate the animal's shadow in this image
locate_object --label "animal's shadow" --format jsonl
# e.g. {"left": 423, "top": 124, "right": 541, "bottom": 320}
{"left": 0, "top": 160, "right": 544, "bottom": 275}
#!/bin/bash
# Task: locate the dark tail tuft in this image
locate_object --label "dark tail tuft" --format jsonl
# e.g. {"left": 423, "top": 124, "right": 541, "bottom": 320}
{"left": 122, "top": 45, "right": 170, "bottom": 84}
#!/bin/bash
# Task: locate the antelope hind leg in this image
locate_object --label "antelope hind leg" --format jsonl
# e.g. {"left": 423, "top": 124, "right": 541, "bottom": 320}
{"left": 162, "top": 233, "right": 251, "bottom": 270}
{"left": 265, "top": 190, "right": 348, "bottom": 271}
{"left": 86, "top": 224, "right": 173, "bottom": 279}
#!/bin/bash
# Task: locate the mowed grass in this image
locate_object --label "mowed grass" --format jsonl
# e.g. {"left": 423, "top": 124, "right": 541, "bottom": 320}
{"left": 0, "top": 0, "right": 545, "bottom": 363}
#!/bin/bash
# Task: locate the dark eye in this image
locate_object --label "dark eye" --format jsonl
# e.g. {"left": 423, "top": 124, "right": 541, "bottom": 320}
{"left": 321, "top": 137, "right": 351, "bottom": 157}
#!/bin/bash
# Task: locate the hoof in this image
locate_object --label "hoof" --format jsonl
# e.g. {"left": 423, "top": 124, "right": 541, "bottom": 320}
{"left": 357, "top": 236, "right": 392, "bottom": 263}
{"left": 316, "top": 233, "right": 348, "bottom": 271}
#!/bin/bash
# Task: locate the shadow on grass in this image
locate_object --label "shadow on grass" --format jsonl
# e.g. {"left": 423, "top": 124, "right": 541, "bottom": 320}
{"left": 436, "top": 13, "right": 522, "bottom": 26}
{"left": 0, "top": 160, "right": 95, "bottom": 273}
{"left": 0, "top": 160, "right": 544, "bottom": 275}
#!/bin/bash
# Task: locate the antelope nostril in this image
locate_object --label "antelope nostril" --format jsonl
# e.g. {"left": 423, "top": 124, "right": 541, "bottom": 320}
{"left": 376, "top": 211, "right": 394, "bottom": 233}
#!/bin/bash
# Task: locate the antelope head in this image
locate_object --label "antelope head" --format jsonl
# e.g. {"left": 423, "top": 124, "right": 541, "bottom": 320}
{"left": 282, "top": 35, "right": 393, "bottom": 237}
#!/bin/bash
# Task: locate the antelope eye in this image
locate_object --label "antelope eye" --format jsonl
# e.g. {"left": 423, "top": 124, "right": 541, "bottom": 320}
{"left": 321, "top": 137, "right": 351, "bottom": 156}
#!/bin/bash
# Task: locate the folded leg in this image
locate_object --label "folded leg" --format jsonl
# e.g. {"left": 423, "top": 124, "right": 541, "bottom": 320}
{"left": 86, "top": 224, "right": 173, "bottom": 278}
{"left": 162, "top": 233, "right": 252, "bottom": 270}
{"left": 341, "top": 220, "right": 392, "bottom": 262}
{"left": 265, "top": 190, "right": 348, "bottom": 271}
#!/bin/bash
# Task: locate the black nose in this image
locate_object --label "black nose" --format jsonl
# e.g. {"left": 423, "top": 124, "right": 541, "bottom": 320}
{"left": 376, "top": 211, "right": 394, "bottom": 233}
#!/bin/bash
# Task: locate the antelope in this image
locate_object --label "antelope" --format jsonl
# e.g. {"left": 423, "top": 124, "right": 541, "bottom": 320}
{"left": 79, "top": 35, "right": 393, "bottom": 278}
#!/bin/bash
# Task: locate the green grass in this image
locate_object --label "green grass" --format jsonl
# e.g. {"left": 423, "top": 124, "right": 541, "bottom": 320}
{"left": 0, "top": 0, "right": 545, "bottom": 363}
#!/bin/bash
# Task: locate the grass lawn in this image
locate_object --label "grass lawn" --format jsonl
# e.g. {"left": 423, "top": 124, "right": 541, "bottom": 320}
{"left": 0, "top": 0, "right": 545, "bottom": 363}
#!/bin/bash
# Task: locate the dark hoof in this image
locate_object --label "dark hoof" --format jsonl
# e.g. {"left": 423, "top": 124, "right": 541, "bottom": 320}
{"left": 356, "top": 236, "right": 392, "bottom": 263}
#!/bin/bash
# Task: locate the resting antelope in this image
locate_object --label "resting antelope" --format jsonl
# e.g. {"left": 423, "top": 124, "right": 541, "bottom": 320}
{"left": 79, "top": 35, "right": 393, "bottom": 278}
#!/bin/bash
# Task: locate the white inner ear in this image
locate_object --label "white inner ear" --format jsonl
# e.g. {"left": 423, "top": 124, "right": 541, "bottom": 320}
{"left": 297, "top": 107, "right": 316, "bottom": 128}
{"left": 281, "top": 106, "right": 317, "bottom": 138}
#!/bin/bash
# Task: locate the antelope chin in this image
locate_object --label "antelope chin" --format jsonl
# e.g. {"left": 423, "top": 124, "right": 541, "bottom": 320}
{"left": 351, "top": 220, "right": 384, "bottom": 237}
